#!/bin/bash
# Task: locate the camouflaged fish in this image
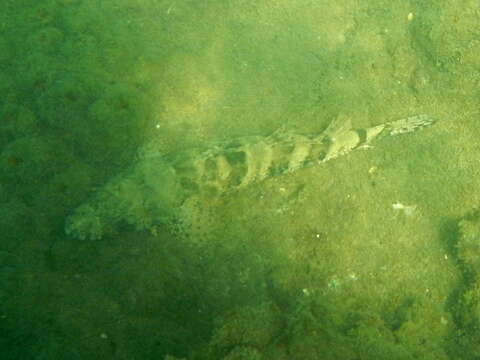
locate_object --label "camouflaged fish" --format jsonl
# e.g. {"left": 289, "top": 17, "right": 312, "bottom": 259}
{"left": 65, "top": 114, "right": 435, "bottom": 240}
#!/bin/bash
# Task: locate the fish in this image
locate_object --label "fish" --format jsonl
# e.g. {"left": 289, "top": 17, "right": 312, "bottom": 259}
{"left": 65, "top": 114, "right": 435, "bottom": 240}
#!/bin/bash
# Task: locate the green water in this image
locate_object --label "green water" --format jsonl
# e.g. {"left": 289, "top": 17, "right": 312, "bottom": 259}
{"left": 1, "top": 0, "right": 480, "bottom": 359}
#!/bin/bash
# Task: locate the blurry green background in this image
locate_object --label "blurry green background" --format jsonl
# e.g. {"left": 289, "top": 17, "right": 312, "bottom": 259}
{"left": 1, "top": 0, "right": 480, "bottom": 359}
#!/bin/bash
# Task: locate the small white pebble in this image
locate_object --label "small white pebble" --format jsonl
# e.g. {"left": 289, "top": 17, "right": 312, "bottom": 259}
{"left": 392, "top": 202, "right": 417, "bottom": 216}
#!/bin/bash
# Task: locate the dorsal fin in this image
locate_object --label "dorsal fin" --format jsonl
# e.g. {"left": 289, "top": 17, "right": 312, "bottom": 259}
{"left": 324, "top": 114, "right": 353, "bottom": 138}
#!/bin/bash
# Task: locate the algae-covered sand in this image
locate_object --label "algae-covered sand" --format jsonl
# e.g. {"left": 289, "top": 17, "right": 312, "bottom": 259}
{"left": 1, "top": 0, "right": 480, "bottom": 359}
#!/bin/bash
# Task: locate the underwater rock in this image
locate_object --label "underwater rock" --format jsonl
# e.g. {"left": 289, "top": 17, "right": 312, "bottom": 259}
{"left": 65, "top": 115, "right": 436, "bottom": 240}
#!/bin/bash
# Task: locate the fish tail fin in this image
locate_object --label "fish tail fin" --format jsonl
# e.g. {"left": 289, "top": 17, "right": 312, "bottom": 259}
{"left": 385, "top": 114, "right": 436, "bottom": 136}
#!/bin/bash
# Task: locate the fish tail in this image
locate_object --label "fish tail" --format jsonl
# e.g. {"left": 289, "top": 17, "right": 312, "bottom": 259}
{"left": 385, "top": 114, "right": 436, "bottom": 136}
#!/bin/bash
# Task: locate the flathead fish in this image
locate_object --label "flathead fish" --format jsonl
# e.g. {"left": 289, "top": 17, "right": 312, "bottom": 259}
{"left": 65, "top": 114, "right": 435, "bottom": 240}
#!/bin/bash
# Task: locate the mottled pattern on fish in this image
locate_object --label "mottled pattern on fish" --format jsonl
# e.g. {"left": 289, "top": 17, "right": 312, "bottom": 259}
{"left": 167, "top": 114, "right": 435, "bottom": 197}
{"left": 65, "top": 114, "right": 435, "bottom": 240}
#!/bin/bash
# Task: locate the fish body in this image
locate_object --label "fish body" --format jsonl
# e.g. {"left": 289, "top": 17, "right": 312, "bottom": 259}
{"left": 65, "top": 114, "right": 435, "bottom": 240}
